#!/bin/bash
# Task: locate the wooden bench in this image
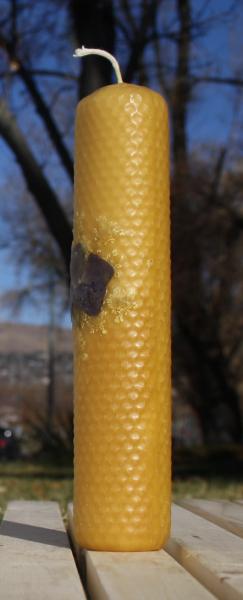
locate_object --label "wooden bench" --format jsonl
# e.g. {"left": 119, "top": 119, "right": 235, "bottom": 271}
{"left": 1, "top": 500, "right": 243, "bottom": 599}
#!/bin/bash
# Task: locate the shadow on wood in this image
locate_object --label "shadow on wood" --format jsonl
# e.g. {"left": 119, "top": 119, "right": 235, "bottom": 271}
{"left": 0, "top": 519, "right": 69, "bottom": 548}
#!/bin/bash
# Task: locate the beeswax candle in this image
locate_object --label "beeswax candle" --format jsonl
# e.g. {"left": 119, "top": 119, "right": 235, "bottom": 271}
{"left": 72, "top": 48, "right": 171, "bottom": 551}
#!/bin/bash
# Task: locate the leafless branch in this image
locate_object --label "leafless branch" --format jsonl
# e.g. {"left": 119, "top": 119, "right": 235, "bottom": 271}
{"left": 123, "top": 0, "right": 158, "bottom": 82}
{"left": 0, "top": 99, "right": 72, "bottom": 276}
{"left": 0, "top": 33, "right": 73, "bottom": 180}
{"left": 11, "top": 0, "right": 17, "bottom": 52}
{"left": 192, "top": 76, "right": 243, "bottom": 88}
{"left": 120, "top": 0, "right": 137, "bottom": 35}
{"left": 114, "top": 17, "right": 132, "bottom": 44}
{"left": 0, "top": 68, "right": 78, "bottom": 80}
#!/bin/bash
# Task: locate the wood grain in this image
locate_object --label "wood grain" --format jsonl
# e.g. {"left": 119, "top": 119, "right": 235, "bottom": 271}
{"left": 166, "top": 505, "right": 243, "bottom": 600}
{"left": 177, "top": 499, "right": 243, "bottom": 538}
{"left": 0, "top": 501, "right": 86, "bottom": 600}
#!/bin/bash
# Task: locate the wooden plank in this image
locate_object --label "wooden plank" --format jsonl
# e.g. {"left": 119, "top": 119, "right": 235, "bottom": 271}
{"left": 0, "top": 501, "right": 86, "bottom": 600}
{"left": 68, "top": 504, "right": 216, "bottom": 600}
{"left": 166, "top": 505, "right": 243, "bottom": 600}
{"left": 177, "top": 499, "right": 243, "bottom": 539}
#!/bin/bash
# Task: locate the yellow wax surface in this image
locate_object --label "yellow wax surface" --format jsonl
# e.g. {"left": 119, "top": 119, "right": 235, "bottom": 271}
{"left": 73, "top": 83, "right": 171, "bottom": 551}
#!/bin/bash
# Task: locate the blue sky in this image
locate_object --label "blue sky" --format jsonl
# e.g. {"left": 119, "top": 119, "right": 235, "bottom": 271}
{"left": 188, "top": 1, "right": 243, "bottom": 149}
{"left": 0, "top": 0, "right": 242, "bottom": 328}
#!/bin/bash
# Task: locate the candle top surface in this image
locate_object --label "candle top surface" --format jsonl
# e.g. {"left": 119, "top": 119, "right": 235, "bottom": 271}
{"left": 77, "top": 82, "right": 168, "bottom": 113}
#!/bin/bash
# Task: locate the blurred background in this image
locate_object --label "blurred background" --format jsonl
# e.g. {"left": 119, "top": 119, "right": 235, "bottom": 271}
{"left": 0, "top": 0, "right": 243, "bottom": 511}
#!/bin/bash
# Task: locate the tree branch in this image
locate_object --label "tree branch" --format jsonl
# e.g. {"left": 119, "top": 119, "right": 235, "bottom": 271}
{"left": 0, "top": 68, "right": 78, "bottom": 80}
{"left": 10, "top": 0, "right": 17, "bottom": 52}
{"left": 19, "top": 64, "right": 74, "bottom": 180}
{"left": 123, "top": 0, "right": 158, "bottom": 82}
{"left": 192, "top": 75, "right": 243, "bottom": 87}
{"left": 171, "top": 0, "right": 191, "bottom": 175}
{"left": 0, "top": 34, "right": 73, "bottom": 181}
{"left": 120, "top": 0, "right": 137, "bottom": 36}
{"left": 0, "top": 99, "right": 72, "bottom": 277}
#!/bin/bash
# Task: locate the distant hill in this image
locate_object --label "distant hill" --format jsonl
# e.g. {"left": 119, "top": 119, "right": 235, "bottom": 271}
{"left": 0, "top": 322, "right": 72, "bottom": 354}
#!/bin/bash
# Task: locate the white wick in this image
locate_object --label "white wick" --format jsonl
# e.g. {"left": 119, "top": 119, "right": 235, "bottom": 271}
{"left": 73, "top": 46, "right": 123, "bottom": 84}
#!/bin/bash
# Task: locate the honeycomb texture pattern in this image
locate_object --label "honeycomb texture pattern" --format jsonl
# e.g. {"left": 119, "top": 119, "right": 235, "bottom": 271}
{"left": 73, "top": 83, "right": 171, "bottom": 551}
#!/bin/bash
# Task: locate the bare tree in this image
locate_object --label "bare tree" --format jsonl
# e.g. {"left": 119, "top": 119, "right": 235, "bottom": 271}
{"left": 0, "top": 0, "right": 242, "bottom": 442}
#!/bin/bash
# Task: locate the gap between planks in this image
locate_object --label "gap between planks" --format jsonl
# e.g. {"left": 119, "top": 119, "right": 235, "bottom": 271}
{"left": 2, "top": 500, "right": 243, "bottom": 600}
{"left": 68, "top": 503, "right": 216, "bottom": 600}
{"left": 177, "top": 499, "right": 243, "bottom": 539}
{"left": 166, "top": 504, "right": 243, "bottom": 600}
{"left": 0, "top": 500, "right": 86, "bottom": 600}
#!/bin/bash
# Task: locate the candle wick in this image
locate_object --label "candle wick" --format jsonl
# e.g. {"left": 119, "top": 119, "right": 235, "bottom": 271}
{"left": 73, "top": 46, "right": 123, "bottom": 84}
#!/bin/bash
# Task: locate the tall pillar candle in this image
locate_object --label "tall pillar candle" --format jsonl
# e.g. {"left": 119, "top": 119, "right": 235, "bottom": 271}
{"left": 72, "top": 48, "right": 171, "bottom": 551}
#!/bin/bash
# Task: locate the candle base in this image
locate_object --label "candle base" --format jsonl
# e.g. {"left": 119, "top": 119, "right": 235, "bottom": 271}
{"left": 73, "top": 511, "right": 171, "bottom": 552}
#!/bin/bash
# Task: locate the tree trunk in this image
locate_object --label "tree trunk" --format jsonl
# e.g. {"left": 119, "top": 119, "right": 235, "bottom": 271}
{"left": 171, "top": 0, "right": 191, "bottom": 187}
{"left": 70, "top": 0, "right": 115, "bottom": 97}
